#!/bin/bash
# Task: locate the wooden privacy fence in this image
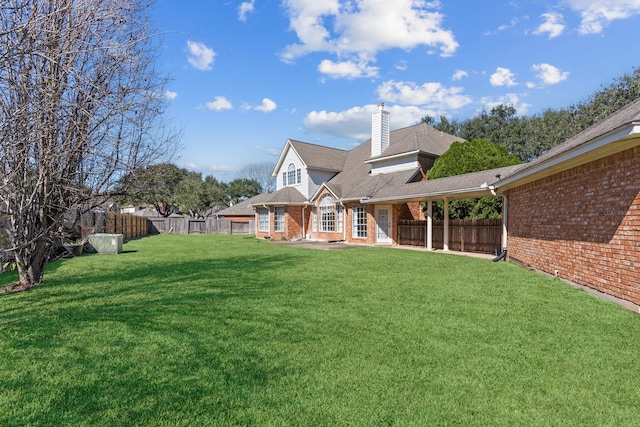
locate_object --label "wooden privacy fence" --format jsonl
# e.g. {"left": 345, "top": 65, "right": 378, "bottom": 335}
{"left": 148, "top": 218, "right": 255, "bottom": 235}
{"left": 78, "top": 211, "right": 148, "bottom": 240}
{"left": 398, "top": 219, "right": 503, "bottom": 254}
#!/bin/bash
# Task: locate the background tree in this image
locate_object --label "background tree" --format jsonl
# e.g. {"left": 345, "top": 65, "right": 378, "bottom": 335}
{"left": 226, "top": 178, "right": 261, "bottom": 205}
{"left": 114, "top": 163, "right": 187, "bottom": 217}
{"left": 0, "top": 0, "right": 178, "bottom": 290}
{"left": 421, "top": 115, "right": 462, "bottom": 136}
{"left": 173, "top": 173, "right": 229, "bottom": 218}
{"left": 426, "top": 139, "right": 522, "bottom": 219}
{"left": 239, "top": 162, "right": 276, "bottom": 193}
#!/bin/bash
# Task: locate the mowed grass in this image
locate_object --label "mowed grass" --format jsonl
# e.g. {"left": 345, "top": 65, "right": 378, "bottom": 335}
{"left": 1, "top": 234, "right": 639, "bottom": 426}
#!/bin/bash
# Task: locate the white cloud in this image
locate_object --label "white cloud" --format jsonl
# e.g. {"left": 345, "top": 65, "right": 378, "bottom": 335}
{"left": 395, "top": 60, "right": 408, "bottom": 71}
{"left": 490, "top": 67, "right": 517, "bottom": 87}
{"left": 534, "top": 12, "right": 565, "bottom": 38}
{"left": 565, "top": 0, "right": 640, "bottom": 34}
{"left": 532, "top": 63, "right": 569, "bottom": 85}
{"left": 318, "top": 59, "right": 379, "bottom": 79}
{"left": 303, "top": 104, "right": 439, "bottom": 140}
{"left": 452, "top": 69, "right": 468, "bottom": 81}
{"left": 484, "top": 18, "right": 519, "bottom": 35}
{"left": 252, "top": 98, "right": 277, "bottom": 113}
{"left": 376, "top": 80, "right": 472, "bottom": 110}
{"left": 239, "top": 0, "right": 255, "bottom": 22}
{"left": 480, "top": 93, "right": 531, "bottom": 115}
{"left": 187, "top": 40, "right": 216, "bottom": 71}
{"left": 165, "top": 90, "right": 178, "bottom": 100}
{"left": 205, "top": 96, "right": 233, "bottom": 111}
{"left": 280, "top": 0, "right": 458, "bottom": 74}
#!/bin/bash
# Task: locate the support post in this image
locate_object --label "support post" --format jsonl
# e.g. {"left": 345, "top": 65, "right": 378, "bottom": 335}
{"left": 502, "top": 195, "right": 508, "bottom": 250}
{"left": 443, "top": 197, "right": 449, "bottom": 251}
{"left": 426, "top": 200, "right": 433, "bottom": 251}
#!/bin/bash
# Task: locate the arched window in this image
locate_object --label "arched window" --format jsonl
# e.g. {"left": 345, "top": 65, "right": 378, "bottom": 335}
{"left": 287, "top": 163, "right": 296, "bottom": 186}
{"left": 319, "top": 195, "right": 335, "bottom": 232}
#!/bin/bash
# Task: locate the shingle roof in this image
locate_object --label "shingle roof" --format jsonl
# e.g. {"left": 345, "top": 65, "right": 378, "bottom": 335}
{"left": 371, "top": 122, "right": 464, "bottom": 159}
{"left": 216, "top": 196, "right": 259, "bottom": 216}
{"left": 248, "top": 186, "right": 308, "bottom": 206}
{"left": 289, "top": 140, "right": 349, "bottom": 172}
{"left": 264, "top": 121, "right": 464, "bottom": 205}
{"left": 365, "top": 165, "right": 524, "bottom": 202}
{"left": 317, "top": 121, "right": 461, "bottom": 200}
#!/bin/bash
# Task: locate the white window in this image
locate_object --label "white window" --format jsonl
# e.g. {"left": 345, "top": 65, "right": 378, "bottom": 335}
{"left": 274, "top": 207, "right": 284, "bottom": 232}
{"left": 319, "top": 195, "right": 335, "bottom": 232}
{"left": 287, "top": 164, "right": 296, "bottom": 186}
{"left": 352, "top": 207, "right": 367, "bottom": 238}
{"left": 258, "top": 208, "right": 269, "bottom": 232}
{"left": 337, "top": 205, "right": 343, "bottom": 232}
{"left": 284, "top": 163, "right": 301, "bottom": 186}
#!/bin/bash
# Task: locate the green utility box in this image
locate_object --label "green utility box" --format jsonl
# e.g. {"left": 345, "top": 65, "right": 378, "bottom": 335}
{"left": 88, "top": 233, "right": 123, "bottom": 254}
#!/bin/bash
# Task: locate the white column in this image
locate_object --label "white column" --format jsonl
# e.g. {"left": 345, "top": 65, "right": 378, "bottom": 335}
{"left": 502, "top": 195, "right": 508, "bottom": 250}
{"left": 426, "top": 200, "right": 433, "bottom": 251}
{"left": 443, "top": 197, "right": 449, "bottom": 251}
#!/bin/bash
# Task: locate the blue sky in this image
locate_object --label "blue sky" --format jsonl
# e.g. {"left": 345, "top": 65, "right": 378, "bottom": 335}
{"left": 153, "top": 0, "right": 640, "bottom": 181}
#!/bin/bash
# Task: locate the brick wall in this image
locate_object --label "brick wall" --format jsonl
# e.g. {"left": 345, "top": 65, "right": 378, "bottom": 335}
{"left": 506, "top": 146, "right": 640, "bottom": 305}
{"left": 286, "top": 206, "right": 304, "bottom": 240}
{"left": 344, "top": 202, "right": 376, "bottom": 245}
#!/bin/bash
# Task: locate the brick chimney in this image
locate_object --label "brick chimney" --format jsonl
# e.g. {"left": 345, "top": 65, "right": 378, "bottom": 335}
{"left": 371, "top": 103, "right": 389, "bottom": 157}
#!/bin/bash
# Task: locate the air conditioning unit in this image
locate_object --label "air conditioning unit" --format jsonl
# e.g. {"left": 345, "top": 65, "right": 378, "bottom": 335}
{"left": 88, "top": 233, "right": 123, "bottom": 254}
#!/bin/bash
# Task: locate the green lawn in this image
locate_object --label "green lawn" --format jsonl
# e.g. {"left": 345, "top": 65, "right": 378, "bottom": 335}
{"left": 1, "top": 234, "right": 639, "bottom": 426}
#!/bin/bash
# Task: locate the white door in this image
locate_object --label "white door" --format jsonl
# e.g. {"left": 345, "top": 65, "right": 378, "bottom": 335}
{"left": 376, "top": 206, "right": 392, "bottom": 244}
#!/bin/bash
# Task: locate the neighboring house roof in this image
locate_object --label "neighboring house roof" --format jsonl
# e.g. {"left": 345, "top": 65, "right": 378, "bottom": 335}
{"left": 249, "top": 186, "right": 308, "bottom": 206}
{"left": 216, "top": 198, "right": 257, "bottom": 217}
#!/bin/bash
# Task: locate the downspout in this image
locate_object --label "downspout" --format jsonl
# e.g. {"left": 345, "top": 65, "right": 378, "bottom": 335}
{"left": 340, "top": 201, "right": 346, "bottom": 242}
{"left": 501, "top": 195, "right": 508, "bottom": 251}
{"left": 302, "top": 205, "right": 307, "bottom": 240}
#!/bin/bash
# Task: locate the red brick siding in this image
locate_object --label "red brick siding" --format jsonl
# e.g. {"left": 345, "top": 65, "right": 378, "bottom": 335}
{"left": 255, "top": 207, "right": 270, "bottom": 239}
{"left": 344, "top": 203, "right": 376, "bottom": 245}
{"left": 285, "top": 206, "right": 304, "bottom": 240}
{"left": 220, "top": 215, "right": 253, "bottom": 221}
{"left": 506, "top": 146, "right": 640, "bottom": 305}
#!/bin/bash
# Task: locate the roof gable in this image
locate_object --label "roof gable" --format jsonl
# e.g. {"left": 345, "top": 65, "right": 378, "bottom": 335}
{"left": 273, "top": 139, "right": 348, "bottom": 176}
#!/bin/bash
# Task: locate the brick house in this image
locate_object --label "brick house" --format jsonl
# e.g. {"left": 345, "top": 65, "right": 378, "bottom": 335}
{"left": 496, "top": 97, "right": 640, "bottom": 305}
{"left": 242, "top": 98, "right": 639, "bottom": 306}
{"left": 248, "top": 103, "right": 464, "bottom": 245}
{"left": 356, "top": 98, "right": 640, "bottom": 306}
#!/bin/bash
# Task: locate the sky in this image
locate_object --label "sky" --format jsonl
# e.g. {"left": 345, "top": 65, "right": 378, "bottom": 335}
{"left": 153, "top": 0, "right": 640, "bottom": 182}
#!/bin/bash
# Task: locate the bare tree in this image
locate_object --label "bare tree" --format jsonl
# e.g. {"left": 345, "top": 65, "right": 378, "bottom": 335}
{"left": 239, "top": 162, "right": 276, "bottom": 193}
{"left": 0, "top": 0, "right": 179, "bottom": 290}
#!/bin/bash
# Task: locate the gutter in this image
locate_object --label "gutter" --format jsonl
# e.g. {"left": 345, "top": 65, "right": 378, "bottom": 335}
{"left": 361, "top": 186, "right": 497, "bottom": 204}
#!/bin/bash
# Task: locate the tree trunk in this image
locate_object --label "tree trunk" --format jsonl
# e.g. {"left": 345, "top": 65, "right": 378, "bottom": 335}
{"left": 15, "top": 238, "right": 50, "bottom": 289}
